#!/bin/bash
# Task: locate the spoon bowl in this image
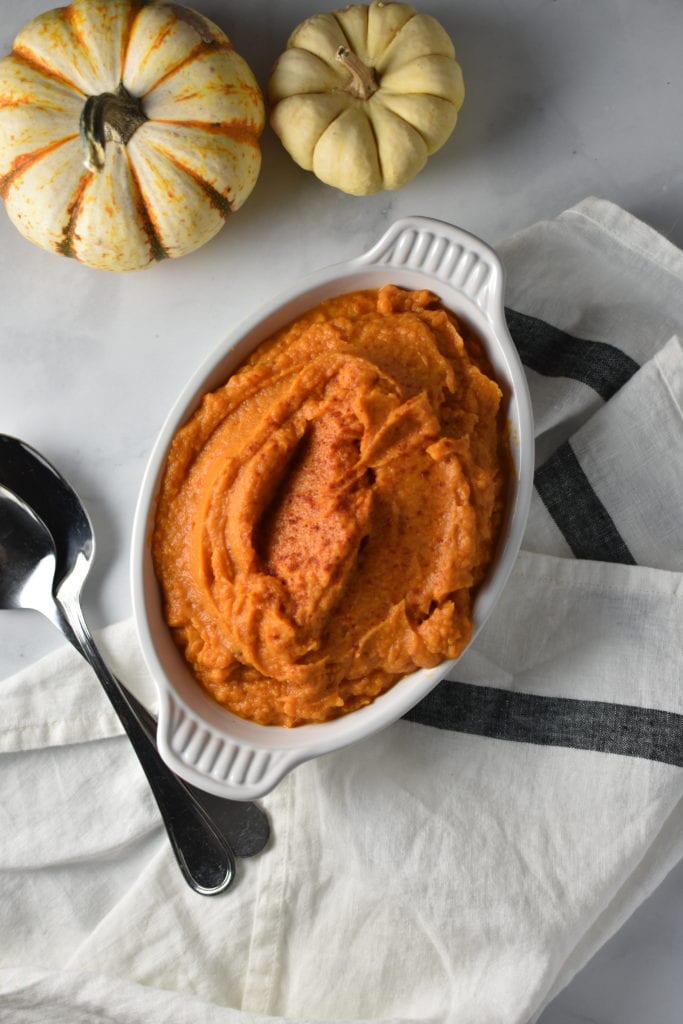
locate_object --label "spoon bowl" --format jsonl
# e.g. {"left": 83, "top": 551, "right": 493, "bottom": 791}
{"left": 0, "top": 436, "right": 92, "bottom": 600}
{"left": 0, "top": 485, "right": 58, "bottom": 617}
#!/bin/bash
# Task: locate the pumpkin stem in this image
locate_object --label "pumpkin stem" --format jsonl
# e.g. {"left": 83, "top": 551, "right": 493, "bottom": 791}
{"left": 335, "top": 46, "right": 378, "bottom": 101}
{"left": 80, "top": 84, "right": 147, "bottom": 172}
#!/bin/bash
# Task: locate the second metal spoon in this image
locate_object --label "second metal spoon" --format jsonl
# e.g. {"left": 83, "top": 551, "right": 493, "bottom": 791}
{"left": 0, "top": 482, "right": 239, "bottom": 895}
{"left": 0, "top": 433, "right": 269, "bottom": 860}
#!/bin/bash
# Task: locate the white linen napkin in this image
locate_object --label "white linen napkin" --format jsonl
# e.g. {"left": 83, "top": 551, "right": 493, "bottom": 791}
{"left": 1, "top": 198, "right": 682, "bottom": 1024}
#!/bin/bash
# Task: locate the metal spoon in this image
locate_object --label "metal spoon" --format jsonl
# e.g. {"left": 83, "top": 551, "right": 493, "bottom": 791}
{"left": 0, "top": 482, "right": 237, "bottom": 895}
{"left": 0, "top": 433, "right": 269, "bottom": 860}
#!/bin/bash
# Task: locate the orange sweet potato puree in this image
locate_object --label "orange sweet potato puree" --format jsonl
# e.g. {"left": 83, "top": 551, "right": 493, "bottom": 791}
{"left": 152, "top": 286, "right": 507, "bottom": 726}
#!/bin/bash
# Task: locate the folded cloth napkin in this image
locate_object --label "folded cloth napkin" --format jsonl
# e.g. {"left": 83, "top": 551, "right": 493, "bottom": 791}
{"left": 1, "top": 198, "right": 682, "bottom": 1024}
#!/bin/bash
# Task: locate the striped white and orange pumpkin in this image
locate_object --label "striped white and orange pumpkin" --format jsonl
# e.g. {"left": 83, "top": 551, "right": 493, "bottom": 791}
{"left": 0, "top": 0, "right": 265, "bottom": 271}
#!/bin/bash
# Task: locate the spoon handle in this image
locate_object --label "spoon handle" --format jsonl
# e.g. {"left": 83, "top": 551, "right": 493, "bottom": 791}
{"left": 53, "top": 597, "right": 236, "bottom": 895}
{"left": 120, "top": 687, "right": 270, "bottom": 859}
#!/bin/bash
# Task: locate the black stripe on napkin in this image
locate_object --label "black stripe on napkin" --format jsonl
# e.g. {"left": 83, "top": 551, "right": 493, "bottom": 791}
{"left": 405, "top": 681, "right": 683, "bottom": 767}
{"left": 534, "top": 441, "right": 636, "bottom": 563}
{"left": 506, "top": 308, "right": 639, "bottom": 400}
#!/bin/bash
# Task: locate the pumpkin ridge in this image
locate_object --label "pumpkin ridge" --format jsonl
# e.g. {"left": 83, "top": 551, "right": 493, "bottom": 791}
{"left": 10, "top": 47, "right": 86, "bottom": 97}
{"left": 313, "top": 105, "right": 347, "bottom": 159}
{"left": 151, "top": 145, "right": 234, "bottom": 217}
{"left": 367, "top": 7, "right": 417, "bottom": 61}
{"left": 165, "top": 4, "right": 229, "bottom": 47}
{"left": 312, "top": 106, "right": 382, "bottom": 188}
{"left": 364, "top": 106, "right": 385, "bottom": 182}
{"left": 120, "top": 1, "right": 146, "bottom": 77}
{"left": 377, "top": 53, "right": 457, "bottom": 77}
{"left": 140, "top": 38, "right": 235, "bottom": 99}
{"left": 378, "top": 92, "right": 458, "bottom": 153}
{"left": 56, "top": 168, "right": 94, "bottom": 258}
{"left": 374, "top": 95, "right": 430, "bottom": 147}
{"left": 125, "top": 151, "right": 169, "bottom": 262}
{"left": 155, "top": 118, "right": 262, "bottom": 146}
{"left": 372, "top": 12, "right": 430, "bottom": 70}
{"left": 380, "top": 83, "right": 460, "bottom": 104}
{"left": 63, "top": 3, "right": 102, "bottom": 81}
{"left": 136, "top": 15, "right": 178, "bottom": 72}
{"left": 0, "top": 133, "right": 78, "bottom": 199}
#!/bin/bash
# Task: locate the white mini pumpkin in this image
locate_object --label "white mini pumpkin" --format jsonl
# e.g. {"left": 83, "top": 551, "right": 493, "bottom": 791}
{"left": 268, "top": 0, "right": 465, "bottom": 196}
{"left": 0, "top": 0, "right": 265, "bottom": 271}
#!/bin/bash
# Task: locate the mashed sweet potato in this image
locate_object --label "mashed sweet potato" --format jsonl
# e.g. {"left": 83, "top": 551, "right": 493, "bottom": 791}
{"left": 152, "top": 286, "right": 507, "bottom": 726}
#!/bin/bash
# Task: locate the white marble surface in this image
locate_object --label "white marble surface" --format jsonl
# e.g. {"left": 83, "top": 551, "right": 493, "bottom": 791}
{"left": 0, "top": 0, "right": 681, "bottom": 1020}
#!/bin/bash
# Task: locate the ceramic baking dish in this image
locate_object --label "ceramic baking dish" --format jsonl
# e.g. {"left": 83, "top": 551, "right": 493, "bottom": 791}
{"left": 131, "top": 216, "right": 534, "bottom": 800}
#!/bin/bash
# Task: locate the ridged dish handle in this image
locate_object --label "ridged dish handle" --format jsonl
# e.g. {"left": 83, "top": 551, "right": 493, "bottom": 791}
{"left": 355, "top": 216, "right": 505, "bottom": 323}
{"left": 158, "top": 691, "right": 301, "bottom": 801}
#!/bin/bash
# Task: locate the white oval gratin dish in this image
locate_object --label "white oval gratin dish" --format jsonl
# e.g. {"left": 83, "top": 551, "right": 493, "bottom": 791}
{"left": 132, "top": 216, "right": 534, "bottom": 801}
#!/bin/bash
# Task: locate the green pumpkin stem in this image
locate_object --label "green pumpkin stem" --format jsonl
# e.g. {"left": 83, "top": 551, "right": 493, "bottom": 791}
{"left": 80, "top": 84, "right": 147, "bottom": 172}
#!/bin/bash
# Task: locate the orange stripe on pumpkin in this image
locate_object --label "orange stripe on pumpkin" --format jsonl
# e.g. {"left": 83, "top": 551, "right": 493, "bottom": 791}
{"left": 0, "top": 134, "right": 78, "bottom": 199}
{"left": 154, "top": 119, "right": 262, "bottom": 147}
{"left": 10, "top": 46, "right": 86, "bottom": 96}
{"left": 147, "top": 144, "right": 234, "bottom": 217}
{"left": 121, "top": 2, "right": 145, "bottom": 76}
{"left": 137, "top": 15, "right": 177, "bottom": 70}
{"left": 56, "top": 168, "right": 94, "bottom": 259}
{"left": 0, "top": 95, "right": 40, "bottom": 109}
{"left": 141, "top": 38, "right": 234, "bottom": 98}
{"left": 125, "top": 150, "right": 169, "bottom": 262}
{"left": 63, "top": 4, "right": 100, "bottom": 79}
